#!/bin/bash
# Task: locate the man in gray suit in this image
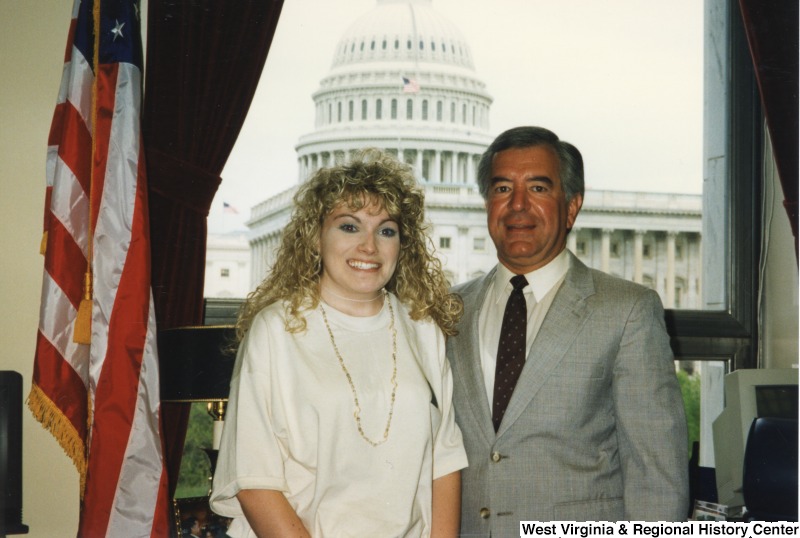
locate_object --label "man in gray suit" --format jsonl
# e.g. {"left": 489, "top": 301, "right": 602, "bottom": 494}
{"left": 447, "top": 126, "right": 688, "bottom": 535}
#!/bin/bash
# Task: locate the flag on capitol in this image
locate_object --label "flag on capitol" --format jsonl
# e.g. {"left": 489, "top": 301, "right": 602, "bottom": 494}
{"left": 402, "top": 76, "right": 420, "bottom": 93}
{"left": 29, "top": 0, "right": 170, "bottom": 536}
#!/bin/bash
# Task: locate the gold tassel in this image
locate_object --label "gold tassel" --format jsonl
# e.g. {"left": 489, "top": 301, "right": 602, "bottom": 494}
{"left": 40, "top": 231, "right": 48, "bottom": 255}
{"left": 73, "top": 271, "right": 92, "bottom": 344}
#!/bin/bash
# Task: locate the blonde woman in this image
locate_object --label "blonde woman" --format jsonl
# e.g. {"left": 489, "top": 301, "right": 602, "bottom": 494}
{"left": 210, "top": 150, "right": 466, "bottom": 537}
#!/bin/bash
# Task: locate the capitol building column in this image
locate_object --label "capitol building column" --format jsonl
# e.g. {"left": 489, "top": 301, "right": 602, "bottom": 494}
{"left": 601, "top": 228, "right": 612, "bottom": 273}
{"left": 467, "top": 154, "right": 477, "bottom": 184}
{"left": 633, "top": 230, "right": 644, "bottom": 284}
{"left": 666, "top": 231, "right": 677, "bottom": 308}
{"left": 457, "top": 226, "right": 469, "bottom": 284}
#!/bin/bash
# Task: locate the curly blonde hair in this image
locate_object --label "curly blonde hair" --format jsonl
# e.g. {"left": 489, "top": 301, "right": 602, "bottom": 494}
{"left": 236, "top": 148, "right": 463, "bottom": 339}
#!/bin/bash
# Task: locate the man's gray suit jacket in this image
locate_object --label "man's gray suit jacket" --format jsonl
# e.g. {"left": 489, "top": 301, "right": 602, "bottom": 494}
{"left": 447, "top": 252, "right": 689, "bottom": 536}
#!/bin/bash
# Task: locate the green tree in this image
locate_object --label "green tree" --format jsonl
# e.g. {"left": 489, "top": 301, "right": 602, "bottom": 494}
{"left": 677, "top": 369, "right": 701, "bottom": 456}
{"left": 176, "top": 403, "right": 215, "bottom": 498}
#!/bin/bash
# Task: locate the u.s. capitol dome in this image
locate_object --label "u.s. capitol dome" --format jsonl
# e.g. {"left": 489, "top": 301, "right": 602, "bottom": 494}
{"left": 295, "top": 0, "right": 494, "bottom": 185}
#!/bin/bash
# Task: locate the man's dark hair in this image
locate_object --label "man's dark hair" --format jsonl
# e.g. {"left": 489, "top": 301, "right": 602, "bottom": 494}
{"left": 476, "top": 126, "right": 584, "bottom": 202}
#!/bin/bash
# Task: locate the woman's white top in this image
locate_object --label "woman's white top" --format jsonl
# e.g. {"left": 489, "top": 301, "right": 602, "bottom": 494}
{"left": 210, "top": 294, "right": 467, "bottom": 537}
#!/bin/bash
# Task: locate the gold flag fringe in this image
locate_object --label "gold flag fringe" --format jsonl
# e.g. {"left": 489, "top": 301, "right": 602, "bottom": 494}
{"left": 40, "top": 231, "right": 48, "bottom": 255}
{"left": 27, "top": 383, "right": 88, "bottom": 498}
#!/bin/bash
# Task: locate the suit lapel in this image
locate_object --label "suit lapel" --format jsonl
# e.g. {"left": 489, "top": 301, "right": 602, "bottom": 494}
{"left": 496, "top": 254, "right": 595, "bottom": 437}
{"left": 452, "top": 269, "right": 496, "bottom": 445}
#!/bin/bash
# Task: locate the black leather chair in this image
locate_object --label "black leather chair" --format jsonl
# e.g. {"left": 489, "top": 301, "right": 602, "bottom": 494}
{"left": 742, "top": 417, "right": 798, "bottom": 522}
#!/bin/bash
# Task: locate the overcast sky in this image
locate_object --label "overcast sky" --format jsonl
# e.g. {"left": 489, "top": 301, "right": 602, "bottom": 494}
{"left": 213, "top": 0, "right": 703, "bottom": 227}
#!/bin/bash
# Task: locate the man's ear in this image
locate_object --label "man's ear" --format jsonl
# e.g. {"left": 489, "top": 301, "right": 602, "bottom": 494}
{"left": 566, "top": 193, "right": 583, "bottom": 230}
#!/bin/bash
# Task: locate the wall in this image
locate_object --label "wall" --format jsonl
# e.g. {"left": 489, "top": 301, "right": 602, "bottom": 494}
{"left": 761, "top": 133, "right": 799, "bottom": 370}
{"left": 0, "top": 1, "right": 81, "bottom": 536}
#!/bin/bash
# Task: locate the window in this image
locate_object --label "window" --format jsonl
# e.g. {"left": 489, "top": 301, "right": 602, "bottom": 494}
{"left": 436, "top": 101, "right": 443, "bottom": 121}
{"left": 348, "top": 100, "right": 353, "bottom": 121}
{"left": 361, "top": 99, "right": 367, "bottom": 120}
{"left": 422, "top": 100, "right": 428, "bottom": 120}
{"left": 473, "top": 237, "right": 486, "bottom": 251}
{"left": 337, "top": 101, "right": 342, "bottom": 122}
{"left": 406, "top": 99, "right": 413, "bottom": 120}
{"left": 376, "top": 99, "right": 382, "bottom": 120}
{"left": 439, "top": 237, "right": 451, "bottom": 249}
{"left": 220, "top": 268, "right": 230, "bottom": 278}
{"left": 209, "top": 0, "right": 766, "bottom": 470}
{"left": 461, "top": 103, "right": 466, "bottom": 124}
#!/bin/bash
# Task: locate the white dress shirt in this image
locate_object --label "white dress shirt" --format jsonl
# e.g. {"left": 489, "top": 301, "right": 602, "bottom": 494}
{"left": 478, "top": 249, "right": 571, "bottom": 404}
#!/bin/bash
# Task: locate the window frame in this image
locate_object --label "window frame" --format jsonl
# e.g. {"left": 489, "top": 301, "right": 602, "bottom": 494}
{"left": 206, "top": 2, "right": 763, "bottom": 376}
{"left": 664, "top": 1, "right": 761, "bottom": 371}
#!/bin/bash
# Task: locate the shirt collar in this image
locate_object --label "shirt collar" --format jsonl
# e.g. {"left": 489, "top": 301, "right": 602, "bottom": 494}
{"left": 492, "top": 249, "right": 571, "bottom": 304}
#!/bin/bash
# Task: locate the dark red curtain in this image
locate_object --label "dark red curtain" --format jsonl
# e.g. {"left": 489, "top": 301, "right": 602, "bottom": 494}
{"left": 739, "top": 0, "right": 799, "bottom": 260}
{"left": 143, "top": 0, "right": 284, "bottom": 497}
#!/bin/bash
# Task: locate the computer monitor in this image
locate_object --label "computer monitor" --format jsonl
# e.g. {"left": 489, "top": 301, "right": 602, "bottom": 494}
{"left": 712, "top": 368, "right": 798, "bottom": 508}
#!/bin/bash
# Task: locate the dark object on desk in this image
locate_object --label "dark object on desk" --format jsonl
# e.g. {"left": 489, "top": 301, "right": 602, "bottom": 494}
{"left": 688, "top": 441, "right": 719, "bottom": 517}
{"left": 0, "top": 371, "right": 29, "bottom": 535}
{"left": 742, "top": 417, "right": 798, "bottom": 522}
{"left": 158, "top": 326, "right": 237, "bottom": 402}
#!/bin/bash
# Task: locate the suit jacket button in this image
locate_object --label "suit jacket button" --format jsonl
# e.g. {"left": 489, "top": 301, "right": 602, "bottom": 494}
{"left": 491, "top": 451, "right": 501, "bottom": 462}
{"left": 480, "top": 508, "right": 491, "bottom": 519}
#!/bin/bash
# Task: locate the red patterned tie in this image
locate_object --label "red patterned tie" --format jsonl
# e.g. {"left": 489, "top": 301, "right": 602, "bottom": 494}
{"left": 492, "top": 274, "right": 529, "bottom": 432}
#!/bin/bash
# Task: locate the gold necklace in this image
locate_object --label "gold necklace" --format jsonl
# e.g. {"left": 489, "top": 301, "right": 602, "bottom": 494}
{"left": 319, "top": 295, "right": 398, "bottom": 447}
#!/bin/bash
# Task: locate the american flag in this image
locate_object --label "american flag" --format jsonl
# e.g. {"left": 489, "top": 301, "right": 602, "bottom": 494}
{"left": 223, "top": 201, "right": 239, "bottom": 214}
{"left": 402, "top": 76, "right": 420, "bottom": 93}
{"left": 29, "top": 0, "right": 170, "bottom": 536}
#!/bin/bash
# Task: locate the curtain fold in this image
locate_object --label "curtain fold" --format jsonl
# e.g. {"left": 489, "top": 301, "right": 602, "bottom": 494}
{"left": 143, "top": 0, "right": 284, "bottom": 498}
{"left": 738, "top": 0, "right": 799, "bottom": 260}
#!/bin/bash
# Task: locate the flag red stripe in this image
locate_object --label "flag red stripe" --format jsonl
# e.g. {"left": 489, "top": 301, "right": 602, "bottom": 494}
{"left": 57, "top": 101, "right": 93, "bottom": 195}
{"left": 44, "top": 216, "right": 86, "bottom": 309}
{"left": 33, "top": 332, "right": 88, "bottom": 440}
{"left": 64, "top": 17, "right": 77, "bottom": 64}
{"left": 90, "top": 63, "right": 118, "bottom": 231}
{"left": 151, "top": 468, "right": 171, "bottom": 537}
{"left": 43, "top": 187, "right": 53, "bottom": 232}
{"left": 48, "top": 102, "right": 66, "bottom": 147}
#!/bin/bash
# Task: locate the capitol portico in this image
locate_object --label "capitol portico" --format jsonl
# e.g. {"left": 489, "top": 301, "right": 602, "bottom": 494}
{"left": 236, "top": 0, "right": 703, "bottom": 310}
